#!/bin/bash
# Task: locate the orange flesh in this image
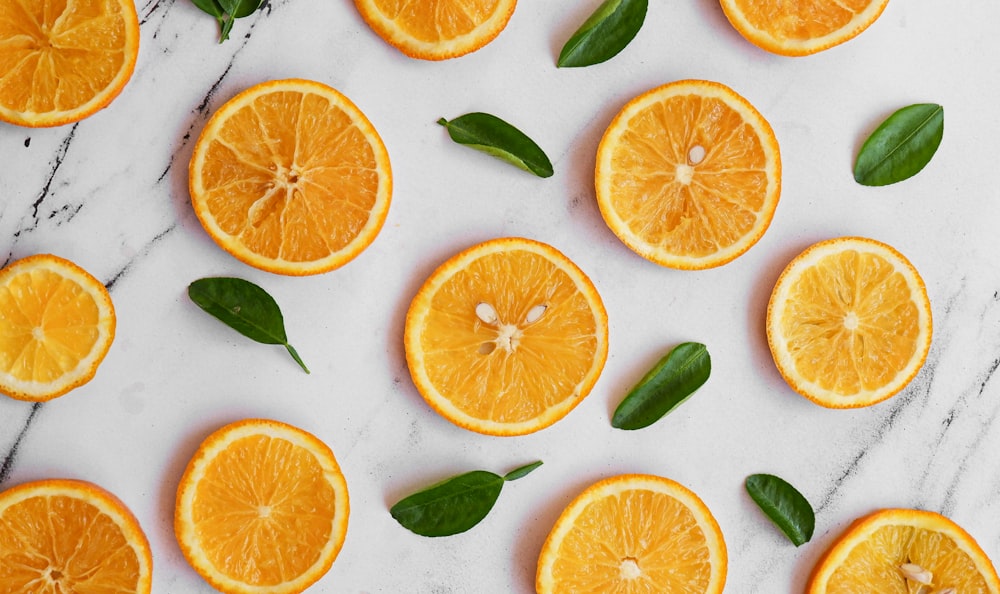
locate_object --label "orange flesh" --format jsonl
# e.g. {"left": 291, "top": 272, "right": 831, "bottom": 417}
{"left": 419, "top": 250, "right": 600, "bottom": 423}
{"left": 199, "top": 90, "right": 381, "bottom": 263}
{"left": 366, "top": 0, "right": 504, "bottom": 43}
{"left": 780, "top": 250, "right": 920, "bottom": 395}
{"left": 735, "top": 0, "right": 874, "bottom": 43}
{"left": 192, "top": 434, "right": 338, "bottom": 586}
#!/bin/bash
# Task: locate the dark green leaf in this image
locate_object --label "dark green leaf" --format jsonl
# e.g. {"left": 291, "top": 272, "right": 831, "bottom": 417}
{"left": 190, "top": 0, "right": 224, "bottom": 18}
{"left": 218, "top": 0, "right": 262, "bottom": 19}
{"left": 558, "top": 0, "right": 647, "bottom": 68}
{"left": 612, "top": 342, "right": 711, "bottom": 430}
{"left": 438, "top": 113, "right": 553, "bottom": 178}
{"left": 854, "top": 103, "right": 944, "bottom": 186}
{"left": 745, "top": 474, "right": 815, "bottom": 546}
{"left": 391, "top": 461, "right": 542, "bottom": 537}
{"left": 188, "top": 277, "right": 309, "bottom": 373}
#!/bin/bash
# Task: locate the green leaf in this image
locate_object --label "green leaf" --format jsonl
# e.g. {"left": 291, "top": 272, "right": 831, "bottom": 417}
{"left": 745, "top": 473, "right": 815, "bottom": 546}
{"left": 558, "top": 0, "right": 647, "bottom": 68}
{"left": 192, "top": 0, "right": 262, "bottom": 42}
{"left": 188, "top": 277, "right": 309, "bottom": 373}
{"left": 390, "top": 461, "right": 542, "bottom": 537}
{"left": 612, "top": 342, "right": 711, "bottom": 430}
{"left": 218, "top": 0, "right": 262, "bottom": 19}
{"left": 854, "top": 103, "right": 944, "bottom": 186}
{"left": 190, "top": 0, "right": 224, "bottom": 18}
{"left": 438, "top": 113, "right": 554, "bottom": 178}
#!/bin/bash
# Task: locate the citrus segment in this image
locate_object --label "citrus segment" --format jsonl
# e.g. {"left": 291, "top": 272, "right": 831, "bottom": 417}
{"left": 808, "top": 508, "right": 1000, "bottom": 593}
{"left": 0, "top": 254, "right": 116, "bottom": 402}
{"left": 537, "top": 474, "right": 727, "bottom": 593}
{"left": 189, "top": 79, "right": 392, "bottom": 276}
{"left": 404, "top": 237, "right": 608, "bottom": 436}
{"left": 0, "top": 479, "right": 152, "bottom": 593}
{"left": 175, "top": 419, "right": 349, "bottom": 594}
{"left": 720, "top": 0, "right": 890, "bottom": 56}
{"left": 0, "top": 0, "right": 140, "bottom": 127}
{"left": 596, "top": 79, "right": 781, "bottom": 269}
{"left": 767, "top": 237, "right": 932, "bottom": 408}
{"left": 354, "top": 0, "right": 516, "bottom": 60}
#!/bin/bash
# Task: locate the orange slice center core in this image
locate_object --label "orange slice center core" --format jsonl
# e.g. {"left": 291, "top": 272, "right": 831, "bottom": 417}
{"left": 474, "top": 301, "right": 549, "bottom": 355}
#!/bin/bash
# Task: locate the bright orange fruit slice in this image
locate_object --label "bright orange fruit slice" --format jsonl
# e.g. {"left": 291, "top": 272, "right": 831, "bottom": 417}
{"left": 0, "top": 254, "right": 116, "bottom": 402}
{"left": 537, "top": 474, "right": 727, "bottom": 593}
{"left": 767, "top": 237, "right": 932, "bottom": 408}
{"left": 404, "top": 237, "right": 608, "bottom": 436}
{"left": 596, "top": 79, "right": 781, "bottom": 269}
{"left": 189, "top": 79, "right": 392, "bottom": 276}
{"left": 174, "top": 418, "right": 350, "bottom": 594}
{"left": 720, "top": 0, "right": 890, "bottom": 56}
{"left": 354, "top": 0, "right": 517, "bottom": 60}
{"left": 0, "top": 478, "right": 152, "bottom": 592}
{"left": 0, "top": 0, "right": 140, "bottom": 127}
{"left": 808, "top": 508, "right": 1000, "bottom": 593}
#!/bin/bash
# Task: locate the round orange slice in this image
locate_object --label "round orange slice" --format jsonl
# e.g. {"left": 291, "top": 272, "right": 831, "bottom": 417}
{"left": 189, "top": 79, "right": 392, "bottom": 276}
{"left": 404, "top": 237, "right": 608, "bottom": 436}
{"left": 767, "top": 237, "right": 932, "bottom": 408}
{"left": 537, "top": 474, "right": 727, "bottom": 593}
{"left": 0, "top": 254, "right": 116, "bottom": 402}
{"left": 720, "top": 0, "right": 890, "bottom": 56}
{"left": 0, "top": 0, "right": 140, "bottom": 127}
{"left": 0, "top": 478, "right": 152, "bottom": 593}
{"left": 175, "top": 419, "right": 350, "bottom": 594}
{"left": 354, "top": 0, "right": 517, "bottom": 60}
{"left": 596, "top": 79, "right": 781, "bottom": 270}
{"left": 808, "top": 508, "right": 1000, "bottom": 593}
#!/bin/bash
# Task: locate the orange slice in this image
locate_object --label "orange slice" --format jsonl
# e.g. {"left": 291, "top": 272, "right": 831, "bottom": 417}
{"left": 0, "top": 0, "right": 140, "bottom": 127}
{"left": 536, "top": 474, "right": 727, "bottom": 593}
{"left": 354, "top": 0, "right": 516, "bottom": 60}
{"left": 720, "top": 0, "right": 890, "bottom": 56}
{"left": 174, "top": 418, "right": 350, "bottom": 594}
{"left": 0, "top": 254, "right": 116, "bottom": 402}
{"left": 189, "top": 79, "right": 392, "bottom": 276}
{"left": 595, "top": 79, "right": 781, "bottom": 270}
{"left": 0, "top": 478, "right": 152, "bottom": 592}
{"left": 404, "top": 237, "right": 608, "bottom": 436}
{"left": 808, "top": 508, "right": 1000, "bottom": 593}
{"left": 767, "top": 237, "right": 932, "bottom": 408}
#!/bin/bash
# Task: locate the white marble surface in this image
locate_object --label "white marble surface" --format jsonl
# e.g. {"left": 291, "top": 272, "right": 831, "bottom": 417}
{"left": 2, "top": 1, "right": 1000, "bottom": 592}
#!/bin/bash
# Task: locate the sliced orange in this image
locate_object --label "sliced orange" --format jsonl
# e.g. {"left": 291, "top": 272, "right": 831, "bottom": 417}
{"left": 189, "top": 78, "right": 392, "bottom": 276}
{"left": 767, "top": 237, "right": 932, "bottom": 408}
{"left": 0, "top": 0, "right": 140, "bottom": 127}
{"left": 0, "top": 478, "right": 152, "bottom": 592}
{"left": 537, "top": 474, "right": 727, "bottom": 593}
{"left": 0, "top": 254, "right": 116, "bottom": 402}
{"left": 595, "top": 79, "right": 781, "bottom": 270}
{"left": 404, "top": 237, "right": 608, "bottom": 436}
{"left": 808, "top": 508, "right": 1000, "bottom": 593}
{"left": 720, "top": 0, "right": 890, "bottom": 56}
{"left": 174, "top": 418, "right": 350, "bottom": 594}
{"left": 354, "top": 0, "right": 516, "bottom": 60}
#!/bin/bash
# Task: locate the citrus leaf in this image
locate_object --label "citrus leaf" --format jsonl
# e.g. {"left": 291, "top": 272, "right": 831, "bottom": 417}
{"left": 219, "top": 0, "right": 261, "bottom": 19}
{"left": 391, "top": 462, "right": 542, "bottom": 537}
{"left": 438, "top": 113, "right": 553, "bottom": 178}
{"left": 188, "top": 277, "right": 309, "bottom": 373}
{"left": 854, "top": 103, "right": 944, "bottom": 186}
{"left": 190, "top": 0, "right": 224, "bottom": 18}
{"left": 745, "top": 473, "right": 815, "bottom": 546}
{"left": 558, "top": 0, "right": 647, "bottom": 68}
{"left": 612, "top": 342, "right": 710, "bottom": 430}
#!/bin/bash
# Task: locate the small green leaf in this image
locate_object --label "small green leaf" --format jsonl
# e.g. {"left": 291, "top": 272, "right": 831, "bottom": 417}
{"left": 188, "top": 277, "right": 309, "bottom": 373}
{"left": 612, "top": 342, "right": 710, "bottom": 430}
{"left": 192, "top": 0, "right": 262, "bottom": 42}
{"left": 438, "top": 113, "right": 553, "bottom": 178}
{"left": 218, "top": 0, "right": 262, "bottom": 19}
{"left": 745, "top": 473, "right": 815, "bottom": 546}
{"left": 854, "top": 103, "right": 944, "bottom": 186}
{"left": 558, "top": 0, "right": 647, "bottom": 68}
{"left": 191, "top": 0, "right": 224, "bottom": 18}
{"left": 390, "top": 461, "right": 542, "bottom": 537}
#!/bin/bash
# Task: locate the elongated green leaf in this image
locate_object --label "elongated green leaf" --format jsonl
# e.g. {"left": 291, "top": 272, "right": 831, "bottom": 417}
{"left": 218, "top": 0, "right": 261, "bottom": 19}
{"left": 190, "top": 0, "right": 224, "bottom": 18}
{"left": 854, "top": 103, "right": 944, "bottom": 186}
{"left": 188, "top": 277, "right": 309, "bottom": 373}
{"left": 745, "top": 474, "right": 815, "bottom": 546}
{"left": 558, "top": 0, "right": 647, "bottom": 67}
{"left": 391, "top": 461, "right": 542, "bottom": 537}
{"left": 438, "top": 113, "right": 553, "bottom": 178}
{"left": 612, "top": 342, "right": 710, "bottom": 430}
